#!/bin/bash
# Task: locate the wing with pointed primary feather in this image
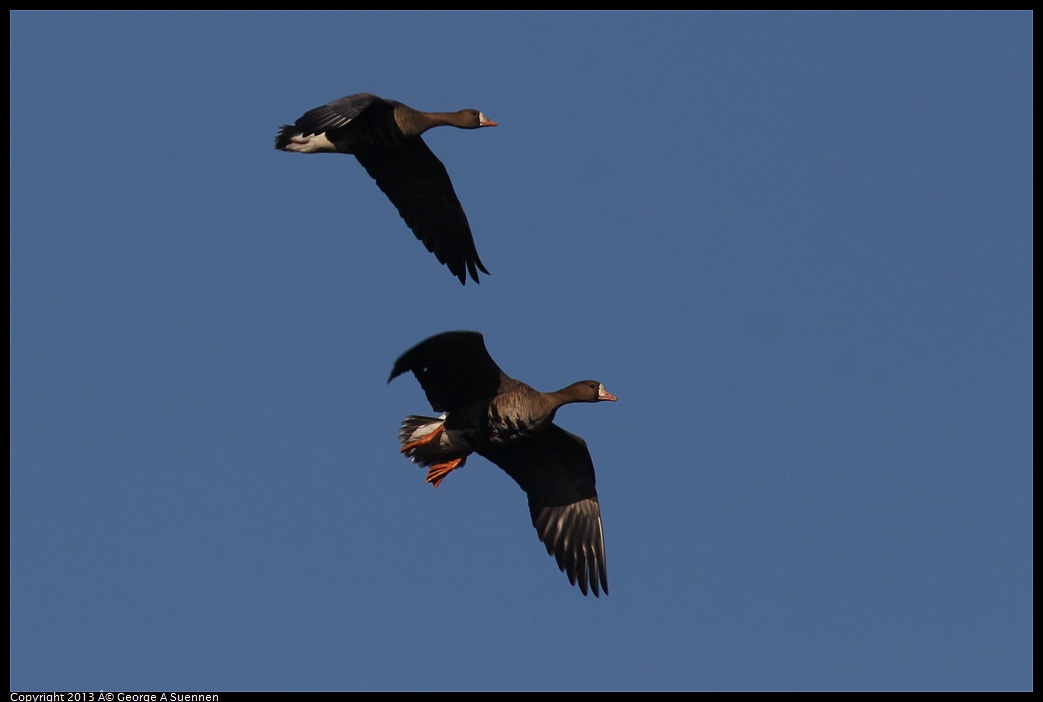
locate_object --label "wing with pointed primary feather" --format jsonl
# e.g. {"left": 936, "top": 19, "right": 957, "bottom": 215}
{"left": 388, "top": 331, "right": 511, "bottom": 411}
{"left": 351, "top": 125, "right": 487, "bottom": 285}
{"left": 478, "top": 425, "right": 609, "bottom": 597}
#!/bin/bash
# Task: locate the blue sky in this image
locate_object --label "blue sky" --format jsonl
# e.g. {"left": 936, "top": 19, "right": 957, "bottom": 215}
{"left": 10, "top": 11, "right": 1032, "bottom": 692}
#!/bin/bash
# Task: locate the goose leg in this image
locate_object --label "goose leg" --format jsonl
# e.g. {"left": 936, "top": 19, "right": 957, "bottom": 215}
{"left": 426, "top": 457, "right": 464, "bottom": 488}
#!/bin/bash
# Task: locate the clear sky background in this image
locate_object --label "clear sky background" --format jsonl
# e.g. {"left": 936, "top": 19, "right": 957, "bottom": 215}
{"left": 10, "top": 11, "right": 1032, "bottom": 692}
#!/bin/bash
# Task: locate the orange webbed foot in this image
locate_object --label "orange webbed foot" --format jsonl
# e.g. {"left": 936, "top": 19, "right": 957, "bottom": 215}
{"left": 426, "top": 457, "right": 464, "bottom": 488}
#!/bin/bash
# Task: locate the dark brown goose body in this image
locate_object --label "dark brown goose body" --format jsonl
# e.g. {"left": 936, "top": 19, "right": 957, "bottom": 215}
{"left": 275, "top": 93, "right": 496, "bottom": 284}
{"left": 388, "top": 330, "right": 616, "bottom": 597}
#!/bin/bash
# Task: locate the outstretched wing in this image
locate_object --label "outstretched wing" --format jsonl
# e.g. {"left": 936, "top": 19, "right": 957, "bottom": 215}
{"left": 388, "top": 331, "right": 512, "bottom": 411}
{"left": 352, "top": 125, "right": 487, "bottom": 285}
{"left": 479, "top": 425, "right": 609, "bottom": 597}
